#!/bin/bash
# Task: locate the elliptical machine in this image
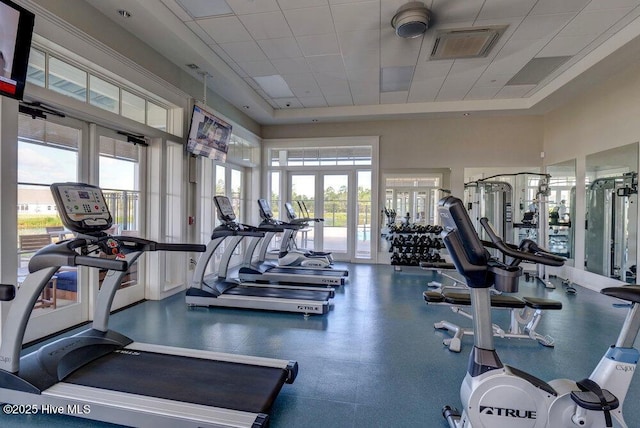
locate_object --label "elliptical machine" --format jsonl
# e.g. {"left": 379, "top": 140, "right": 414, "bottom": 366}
{"left": 439, "top": 195, "right": 638, "bottom": 428}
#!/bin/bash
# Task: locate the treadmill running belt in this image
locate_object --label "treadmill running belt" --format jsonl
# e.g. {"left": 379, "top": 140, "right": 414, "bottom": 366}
{"left": 63, "top": 349, "right": 288, "bottom": 413}
{"left": 268, "top": 267, "right": 344, "bottom": 276}
{"left": 225, "top": 285, "right": 332, "bottom": 300}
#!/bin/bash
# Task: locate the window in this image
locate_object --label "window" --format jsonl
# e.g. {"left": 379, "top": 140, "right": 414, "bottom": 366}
{"left": 90, "top": 75, "right": 119, "bottom": 114}
{"left": 121, "top": 90, "right": 145, "bottom": 124}
{"left": 48, "top": 57, "right": 87, "bottom": 102}
{"left": 27, "top": 48, "right": 177, "bottom": 134}
{"left": 269, "top": 146, "right": 372, "bottom": 167}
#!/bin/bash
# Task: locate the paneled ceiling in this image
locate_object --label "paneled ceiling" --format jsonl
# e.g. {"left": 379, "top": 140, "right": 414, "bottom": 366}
{"left": 84, "top": 0, "right": 640, "bottom": 125}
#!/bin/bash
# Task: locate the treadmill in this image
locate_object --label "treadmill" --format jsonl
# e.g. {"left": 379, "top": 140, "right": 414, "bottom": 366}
{"left": 0, "top": 182, "right": 298, "bottom": 428}
{"left": 186, "top": 196, "right": 334, "bottom": 315}
{"left": 238, "top": 199, "right": 348, "bottom": 286}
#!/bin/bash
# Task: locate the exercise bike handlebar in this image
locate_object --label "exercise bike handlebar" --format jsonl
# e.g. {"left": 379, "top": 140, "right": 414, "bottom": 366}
{"left": 479, "top": 217, "right": 564, "bottom": 267}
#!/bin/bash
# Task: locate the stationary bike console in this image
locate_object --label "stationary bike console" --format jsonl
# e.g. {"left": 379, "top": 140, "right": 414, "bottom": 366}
{"left": 51, "top": 183, "right": 112, "bottom": 233}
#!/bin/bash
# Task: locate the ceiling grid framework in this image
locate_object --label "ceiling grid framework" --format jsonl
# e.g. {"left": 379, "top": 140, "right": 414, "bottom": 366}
{"left": 84, "top": 0, "right": 640, "bottom": 124}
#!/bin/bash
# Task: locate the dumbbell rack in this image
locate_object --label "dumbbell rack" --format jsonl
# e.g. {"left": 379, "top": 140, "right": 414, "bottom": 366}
{"left": 387, "top": 224, "right": 445, "bottom": 271}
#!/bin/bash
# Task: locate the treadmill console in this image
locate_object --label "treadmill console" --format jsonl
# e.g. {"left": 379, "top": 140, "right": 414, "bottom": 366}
{"left": 258, "top": 199, "right": 273, "bottom": 220}
{"left": 51, "top": 183, "right": 113, "bottom": 233}
{"left": 284, "top": 202, "right": 296, "bottom": 220}
{"left": 214, "top": 196, "right": 236, "bottom": 222}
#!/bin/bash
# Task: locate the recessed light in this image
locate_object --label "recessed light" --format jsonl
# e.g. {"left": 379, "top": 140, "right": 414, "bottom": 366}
{"left": 243, "top": 105, "right": 250, "bottom": 109}
{"left": 186, "top": 64, "right": 200, "bottom": 70}
{"left": 118, "top": 9, "right": 132, "bottom": 18}
{"left": 312, "top": 119, "right": 318, "bottom": 122}
{"left": 463, "top": 113, "right": 470, "bottom": 116}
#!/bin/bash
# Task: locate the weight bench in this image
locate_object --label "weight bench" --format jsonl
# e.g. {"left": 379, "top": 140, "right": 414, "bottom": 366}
{"left": 421, "top": 262, "right": 562, "bottom": 352}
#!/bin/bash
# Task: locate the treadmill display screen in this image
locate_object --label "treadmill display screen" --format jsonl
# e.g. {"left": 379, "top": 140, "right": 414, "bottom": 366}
{"left": 51, "top": 183, "right": 112, "bottom": 232}
{"left": 258, "top": 199, "right": 272, "bottom": 218}
{"left": 214, "top": 196, "right": 236, "bottom": 221}
{"left": 284, "top": 202, "right": 295, "bottom": 219}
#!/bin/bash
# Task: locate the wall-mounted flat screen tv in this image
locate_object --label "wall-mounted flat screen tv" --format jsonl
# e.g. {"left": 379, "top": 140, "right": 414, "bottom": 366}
{"left": 186, "top": 104, "right": 232, "bottom": 162}
{"left": 0, "top": 0, "right": 34, "bottom": 100}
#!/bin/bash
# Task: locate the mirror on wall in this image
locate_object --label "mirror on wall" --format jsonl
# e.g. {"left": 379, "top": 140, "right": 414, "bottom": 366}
{"left": 546, "top": 160, "right": 576, "bottom": 265}
{"left": 585, "top": 143, "right": 638, "bottom": 283}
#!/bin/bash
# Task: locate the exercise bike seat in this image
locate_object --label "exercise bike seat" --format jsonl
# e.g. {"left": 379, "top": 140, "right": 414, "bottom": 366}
{"left": 602, "top": 285, "right": 640, "bottom": 303}
{"left": 521, "top": 296, "right": 563, "bottom": 310}
{"left": 443, "top": 292, "right": 526, "bottom": 308}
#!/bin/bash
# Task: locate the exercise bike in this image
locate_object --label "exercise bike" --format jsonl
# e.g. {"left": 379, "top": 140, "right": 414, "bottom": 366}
{"left": 438, "top": 195, "right": 638, "bottom": 428}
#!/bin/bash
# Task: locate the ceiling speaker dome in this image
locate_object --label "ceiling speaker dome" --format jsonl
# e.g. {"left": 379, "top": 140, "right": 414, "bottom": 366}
{"left": 391, "top": 2, "right": 431, "bottom": 39}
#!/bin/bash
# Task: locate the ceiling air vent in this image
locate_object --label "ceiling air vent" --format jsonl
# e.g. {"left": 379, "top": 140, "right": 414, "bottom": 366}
{"left": 430, "top": 25, "right": 507, "bottom": 60}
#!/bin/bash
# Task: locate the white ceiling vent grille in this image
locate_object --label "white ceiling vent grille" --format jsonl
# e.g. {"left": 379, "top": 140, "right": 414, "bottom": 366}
{"left": 430, "top": 26, "right": 508, "bottom": 60}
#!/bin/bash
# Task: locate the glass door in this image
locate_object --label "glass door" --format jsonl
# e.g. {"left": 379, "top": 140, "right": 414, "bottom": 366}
{"left": 17, "top": 114, "right": 88, "bottom": 341}
{"left": 97, "top": 127, "right": 145, "bottom": 310}
{"left": 321, "top": 174, "right": 350, "bottom": 260}
{"left": 289, "top": 174, "right": 316, "bottom": 253}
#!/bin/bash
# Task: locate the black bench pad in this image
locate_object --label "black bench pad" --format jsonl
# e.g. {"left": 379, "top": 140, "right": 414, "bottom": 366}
{"left": 522, "top": 296, "right": 562, "bottom": 310}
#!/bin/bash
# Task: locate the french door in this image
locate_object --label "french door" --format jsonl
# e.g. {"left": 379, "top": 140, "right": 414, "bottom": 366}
{"left": 289, "top": 171, "right": 371, "bottom": 262}
{"left": 95, "top": 126, "right": 145, "bottom": 311}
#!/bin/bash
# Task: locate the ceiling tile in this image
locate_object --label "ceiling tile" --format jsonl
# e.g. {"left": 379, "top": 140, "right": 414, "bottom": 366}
{"left": 585, "top": 0, "right": 640, "bottom": 10}
{"left": 346, "top": 66, "right": 379, "bottom": 84}
{"left": 436, "top": 77, "right": 475, "bottom": 101}
{"left": 431, "top": 0, "right": 485, "bottom": 24}
{"left": 476, "top": 0, "right": 538, "bottom": 20}
{"left": 325, "top": 93, "right": 354, "bottom": 106}
{"left": 283, "top": 6, "right": 335, "bottom": 36}
{"left": 219, "top": 40, "right": 268, "bottom": 62}
{"left": 485, "top": 38, "right": 549, "bottom": 75}
{"left": 465, "top": 85, "right": 502, "bottom": 99}
{"left": 277, "top": 0, "right": 329, "bottom": 10}
{"left": 282, "top": 72, "right": 322, "bottom": 94}
{"left": 331, "top": 1, "right": 379, "bottom": 33}
{"left": 237, "top": 60, "right": 278, "bottom": 76}
{"left": 408, "top": 76, "right": 446, "bottom": 102}
{"left": 238, "top": 11, "right": 293, "bottom": 40}
{"left": 538, "top": 34, "right": 598, "bottom": 56}
{"left": 530, "top": 0, "right": 590, "bottom": 15}
{"left": 381, "top": 66, "right": 414, "bottom": 92}
{"left": 271, "top": 57, "right": 312, "bottom": 74}
{"left": 185, "top": 21, "right": 217, "bottom": 45}
{"left": 298, "top": 33, "right": 340, "bottom": 56}
{"left": 338, "top": 30, "right": 380, "bottom": 56}
{"left": 225, "top": 0, "right": 280, "bottom": 15}
{"left": 177, "top": 0, "right": 234, "bottom": 18}
{"left": 413, "top": 61, "right": 453, "bottom": 81}
{"left": 494, "top": 84, "right": 536, "bottom": 98}
{"left": 299, "top": 96, "right": 328, "bottom": 107}
{"left": 306, "top": 55, "right": 345, "bottom": 74}
{"left": 475, "top": 72, "right": 516, "bottom": 87}
{"left": 560, "top": 8, "right": 634, "bottom": 37}
{"left": 511, "top": 13, "right": 575, "bottom": 40}
{"left": 196, "top": 16, "right": 253, "bottom": 43}
{"left": 350, "top": 83, "right": 378, "bottom": 105}
{"left": 344, "top": 51, "right": 380, "bottom": 72}
{"left": 258, "top": 38, "right": 303, "bottom": 59}
{"left": 314, "top": 73, "right": 350, "bottom": 95}
{"left": 381, "top": 91, "right": 408, "bottom": 104}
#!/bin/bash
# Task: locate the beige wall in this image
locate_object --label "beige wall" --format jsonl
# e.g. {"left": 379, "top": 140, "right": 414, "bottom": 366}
{"left": 262, "top": 115, "right": 544, "bottom": 195}
{"left": 543, "top": 60, "right": 640, "bottom": 164}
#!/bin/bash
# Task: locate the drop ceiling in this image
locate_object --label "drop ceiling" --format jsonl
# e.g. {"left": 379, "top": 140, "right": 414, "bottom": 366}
{"left": 83, "top": 0, "right": 640, "bottom": 125}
